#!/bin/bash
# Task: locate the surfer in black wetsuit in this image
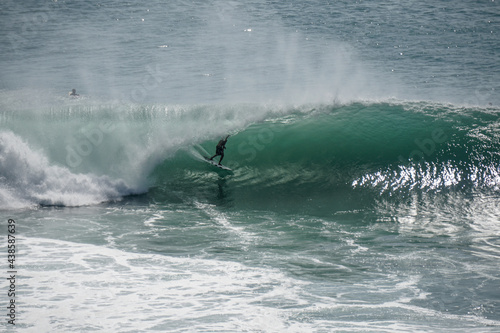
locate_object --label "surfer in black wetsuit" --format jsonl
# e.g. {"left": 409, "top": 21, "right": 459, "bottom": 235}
{"left": 69, "top": 89, "right": 79, "bottom": 97}
{"left": 209, "top": 135, "right": 229, "bottom": 165}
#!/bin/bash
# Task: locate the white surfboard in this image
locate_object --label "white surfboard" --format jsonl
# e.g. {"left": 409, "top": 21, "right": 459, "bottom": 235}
{"left": 188, "top": 145, "right": 232, "bottom": 171}
{"left": 203, "top": 157, "right": 232, "bottom": 171}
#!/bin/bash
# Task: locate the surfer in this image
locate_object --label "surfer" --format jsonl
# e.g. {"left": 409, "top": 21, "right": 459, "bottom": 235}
{"left": 69, "top": 89, "right": 79, "bottom": 97}
{"left": 209, "top": 135, "right": 229, "bottom": 165}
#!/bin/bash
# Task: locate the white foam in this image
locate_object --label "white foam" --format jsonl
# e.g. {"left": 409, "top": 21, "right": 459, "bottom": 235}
{"left": 0, "top": 131, "right": 134, "bottom": 209}
{"left": 19, "top": 237, "right": 310, "bottom": 332}
{"left": 13, "top": 233, "right": 500, "bottom": 332}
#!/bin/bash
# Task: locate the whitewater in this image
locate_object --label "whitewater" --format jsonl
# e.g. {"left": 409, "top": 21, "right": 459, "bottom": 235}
{"left": 1, "top": 0, "right": 500, "bottom": 332}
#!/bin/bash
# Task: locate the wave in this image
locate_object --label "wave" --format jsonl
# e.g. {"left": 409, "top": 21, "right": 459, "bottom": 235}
{"left": 153, "top": 101, "right": 500, "bottom": 209}
{"left": 1, "top": 91, "right": 499, "bottom": 209}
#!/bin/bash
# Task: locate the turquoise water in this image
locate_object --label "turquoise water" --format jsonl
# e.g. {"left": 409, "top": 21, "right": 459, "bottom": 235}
{"left": 1, "top": 1, "right": 500, "bottom": 332}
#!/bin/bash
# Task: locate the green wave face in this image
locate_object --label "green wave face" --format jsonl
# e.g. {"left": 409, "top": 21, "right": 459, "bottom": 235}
{"left": 151, "top": 102, "right": 500, "bottom": 214}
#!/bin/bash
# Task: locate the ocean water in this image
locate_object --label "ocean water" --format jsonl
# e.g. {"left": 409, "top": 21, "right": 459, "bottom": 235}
{"left": 1, "top": 0, "right": 500, "bottom": 332}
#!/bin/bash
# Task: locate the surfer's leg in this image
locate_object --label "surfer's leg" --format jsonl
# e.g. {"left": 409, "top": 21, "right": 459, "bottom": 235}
{"left": 218, "top": 153, "right": 224, "bottom": 164}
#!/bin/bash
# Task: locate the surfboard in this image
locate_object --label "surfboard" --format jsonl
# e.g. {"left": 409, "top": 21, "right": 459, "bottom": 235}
{"left": 203, "top": 157, "right": 232, "bottom": 171}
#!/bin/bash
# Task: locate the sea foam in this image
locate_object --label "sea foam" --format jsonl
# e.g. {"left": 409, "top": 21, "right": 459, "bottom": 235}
{"left": 0, "top": 131, "right": 133, "bottom": 209}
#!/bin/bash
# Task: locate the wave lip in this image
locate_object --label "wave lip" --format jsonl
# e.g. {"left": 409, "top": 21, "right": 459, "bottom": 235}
{"left": 0, "top": 131, "right": 135, "bottom": 209}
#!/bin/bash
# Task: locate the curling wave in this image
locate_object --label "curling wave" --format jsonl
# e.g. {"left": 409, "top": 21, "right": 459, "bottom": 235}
{"left": 1, "top": 92, "right": 499, "bottom": 209}
{"left": 152, "top": 101, "right": 500, "bottom": 210}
